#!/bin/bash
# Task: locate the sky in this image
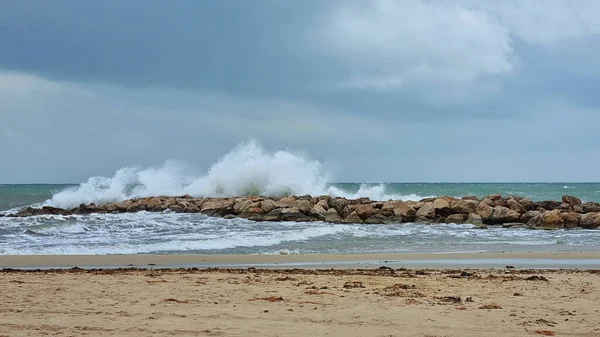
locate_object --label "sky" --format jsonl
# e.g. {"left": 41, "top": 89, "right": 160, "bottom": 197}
{"left": 1, "top": 0, "right": 600, "bottom": 183}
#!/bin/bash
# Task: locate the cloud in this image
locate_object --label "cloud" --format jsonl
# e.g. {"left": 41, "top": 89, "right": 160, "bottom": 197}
{"left": 316, "top": 0, "right": 600, "bottom": 89}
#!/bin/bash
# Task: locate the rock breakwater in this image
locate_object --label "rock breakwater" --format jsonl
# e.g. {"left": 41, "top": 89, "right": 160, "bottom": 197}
{"left": 7, "top": 194, "right": 600, "bottom": 229}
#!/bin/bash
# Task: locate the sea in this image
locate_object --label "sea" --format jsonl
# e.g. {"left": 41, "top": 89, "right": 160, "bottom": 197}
{"left": 1, "top": 141, "right": 600, "bottom": 256}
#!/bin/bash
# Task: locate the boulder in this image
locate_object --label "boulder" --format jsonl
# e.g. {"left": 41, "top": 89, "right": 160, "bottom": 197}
{"left": 274, "top": 196, "right": 297, "bottom": 208}
{"left": 445, "top": 214, "right": 466, "bottom": 224}
{"left": 476, "top": 202, "right": 494, "bottom": 221}
{"left": 381, "top": 200, "right": 416, "bottom": 221}
{"left": 467, "top": 213, "right": 483, "bottom": 225}
{"left": 416, "top": 202, "right": 435, "bottom": 221}
{"left": 41, "top": 206, "right": 72, "bottom": 216}
{"left": 169, "top": 204, "right": 184, "bottom": 213}
{"left": 582, "top": 202, "right": 600, "bottom": 213}
{"left": 325, "top": 208, "right": 342, "bottom": 223}
{"left": 239, "top": 207, "right": 265, "bottom": 220}
{"left": 487, "top": 206, "right": 521, "bottom": 225}
{"left": 265, "top": 207, "right": 310, "bottom": 222}
{"left": 146, "top": 198, "right": 165, "bottom": 212}
{"left": 486, "top": 194, "right": 502, "bottom": 201}
{"left": 365, "top": 214, "right": 388, "bottom": 224}
{"left": 316, "top": 199, "right": 329, "bottom": 210}
{"left": 520, "top": 210, "right": 541, "bottom": 223}
{"left": 528, "top": 210, "right": 564, "bottom": 229}
{"left": 519, "top": 198, "right": 534, "bottom": 211}
{"left": 233, "top": 199, "right": 253, "bottom": 214}
{"left": 308, "top": 205, "right": 327, "bottom": 221}
{"left": 76, "top": 203, "right": 101, "bottom": 215}
{"left": 580, "top": 212, "right": 600, "bottom": 229}
{"left": 342, "top": 211, "right": 363, "bottom": 224}
{"left": 330, "top": 198, "right": 349, "bottom": 215}
{"left": 200, "top": 199, "right": 234, "bottom": 216}
{"left": 261, "top": 199, "right": 277, "bottom": 213}
{"left": 449, "top": 199, "right": 477, "bottom": 214}
{"left": 292, "top": 199, "right": 312, "bottom": 214}
{"left": 506, "top": 198, "right": 526, "bottom": 214}
{"left": 433, "top": 198, "right": 452, "bottom": 217}
{"left": 461, "top": 196, "right": 480, "bottom": 201}
{"left": 354, "top": 203, "right": 376, "bottom": 220}
{"left": 562, "top": 195, "right": 582, "bottom": 206}
{"left": 562, "top": 212, "right": 581, "bottom": 229}
{"left": 535, "top": 200, "right": 561, "bottom": 211}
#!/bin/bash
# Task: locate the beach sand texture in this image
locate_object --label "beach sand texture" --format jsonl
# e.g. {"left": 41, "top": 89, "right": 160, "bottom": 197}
{"left": 1, "top": 267, "right": 599, "bottom": 337}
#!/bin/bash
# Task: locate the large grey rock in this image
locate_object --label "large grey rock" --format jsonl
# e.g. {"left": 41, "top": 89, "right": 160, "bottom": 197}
{"left": 433, "top": 198, "right": 452, "bottom": 217}
{"left": 325, "top": 208, "right": 342, "bottom": 223}
{"left": 562, "top": 195, "right": 582, "bottom": 206}
{"left": 580, "top": 212, "right": 600, "bottom": 229}
{"left": 487, "top": 206, "right": 521, "bottom": 225}
{"left": 528, "top": 210, "right": 564, "bottom": 229}
{"left": 445, "top": 213, "right": 466, "bottom": 224}
{"left": 520, "top": 210, "right": 541, "bottom": 223}
{"left": 507, "top": 198, "right": 526, "bottom": 214}
{"left": 381, "top": 200, "right": 416, "bottom": 222}
{"left": 292, "top": 199, "right": 312, "bottom": 214}
{"left": 308, "top": 205, "right": 327, "bottom": 221}
{"left": 450, "top": 199, "right": 477, "bottom": 214}
{"left": 342, "top": 211, "right": 363, "bottom": 224}
{"left": 562, "top": 212, "right": 581, "bottom": 229}
{"left": 416, "top": 202, "right": 435, "bottom": 221}
{"left": 582, "top": 202, "right": 600, "bottom": 213}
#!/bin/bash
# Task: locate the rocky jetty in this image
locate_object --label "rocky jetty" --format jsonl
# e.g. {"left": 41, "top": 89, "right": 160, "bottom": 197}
{"left": 7, "top": 194, "right": 600, "bottom": 230}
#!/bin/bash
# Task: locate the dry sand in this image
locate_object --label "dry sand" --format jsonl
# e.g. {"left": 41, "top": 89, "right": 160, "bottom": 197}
{"left": 1, "top": 266, "right": 599, "bottom": 337}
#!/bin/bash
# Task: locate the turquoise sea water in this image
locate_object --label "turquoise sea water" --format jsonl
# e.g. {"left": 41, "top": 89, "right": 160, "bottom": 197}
{"left": 1, "top": 183, "right": 599, "bottom": 212}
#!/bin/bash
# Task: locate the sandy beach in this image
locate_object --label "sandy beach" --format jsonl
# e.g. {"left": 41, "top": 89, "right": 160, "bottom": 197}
{"left": 1, "top": 256, "right": 600, "bottom": 337}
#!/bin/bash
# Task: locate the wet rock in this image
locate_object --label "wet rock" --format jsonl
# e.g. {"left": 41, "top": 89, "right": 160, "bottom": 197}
{"left": 279, "top": 207, "right": 311, "bottom": 222}
{"left": 486, "top": 194, "right": 502, "bottom": 201}
{"left": 416, "top": 202, "right": 435, "bottom": 221}
{"left": 507, "top": 198, "right": 526, "bottom": 214}
{"left": 308, "top": 205, "right": 327, "bottom": 221}
{"left": 233, "top": 199, "right": 253, "bottom": 214}
{"left": 450, "top": 199, "right": 477, "bottom": 214}
{"left": 562, "top": 195, "right": 582, "bottom": 206}
{"left": 445, "top": 213, "right": 466, "bottom": 224}
{"left": 535, "top": 200, "right": 561, "bottom": 211}
{"left": 261, "top": 199, "right": 276, "bottom": 213}
{"left": 200, "top": 199, "right": 234, "bottom": 216}
{"left": 582, "top": 202, "right": 600, "bottom": 213}
{"left": 487, "top": 206, "right": 521, "bottom": 225}
{"left": 274, "top": 196, "right": 296, "bottom": 208}
{"left": 381, "top": 200, "right": 416, "bottom": 221}
{"left": 169, "top": 204, "right": 184, "bottom": 212}
{"left": 76, "top": 203, "right": 101, "bottom": 215}
{"left": 41, "top": 206, "right": 72, "bottom": 216}
{"left": 562, "top": 212, "right": 581, "bottom": 229}
{"left": 520, "top": 210, "right": 541, "bottom": 223}
{"left": 292, "top": 199, "right": 312, "bottom": 214}
{"left": 476, "top": 202, "right": 494, "bottom": 221}
{"left": 519, "top": 198, "right": 534, "bottom": 211}
{"left": 329, "top": 198, "right": 349, "bottom": 215}
{"left": 467, "top": 213, "right": 483, "bottom": 225}
{"left": 579, "top": 212, "right": 600, "bottom": 229}
{"left": 365, "top": 214, "right": 388, "bottom": 224}
{"left": 316, "top": 199, "right": 329, "bottom": 210}
{"left": 240, "top": 207, "right": 265, "bottom": 220}
{"left": 433, "top": 198, "right": 452, "bottom": 217}
{"left": 354, "top": 203, "right": 376, "bottom": 220}
{"left": 528, "top": 210, "right": 564, "bottom": 229}
{"left": 325, "top": 208, "right": 342, "bottom": 223}
{"left": 343, "top": 211, "right": 363, "bottom": 224}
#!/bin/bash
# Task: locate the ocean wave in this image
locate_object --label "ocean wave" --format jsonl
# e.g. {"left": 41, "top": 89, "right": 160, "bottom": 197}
{"left": 46, "top": 140, "right": 429, "bottom": 209}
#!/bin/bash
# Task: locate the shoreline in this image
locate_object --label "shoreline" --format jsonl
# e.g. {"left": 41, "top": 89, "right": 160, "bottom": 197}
{"left": 2, "top": 251, "right": 600, "bottom": 269}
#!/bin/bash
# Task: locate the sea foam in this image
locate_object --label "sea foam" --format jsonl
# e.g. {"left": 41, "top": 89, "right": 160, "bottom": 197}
{"left": 46, "top": 140, "right": 421, "bottom": 209}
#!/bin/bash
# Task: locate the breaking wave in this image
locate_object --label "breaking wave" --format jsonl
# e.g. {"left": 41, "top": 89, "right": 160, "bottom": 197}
{"left": 47, "top": 140, "right": 424, "bottom": 209}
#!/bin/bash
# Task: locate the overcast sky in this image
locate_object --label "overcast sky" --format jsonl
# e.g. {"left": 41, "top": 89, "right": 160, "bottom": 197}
{"left": 1, "top": 0, "right": 600, "bottom": 183}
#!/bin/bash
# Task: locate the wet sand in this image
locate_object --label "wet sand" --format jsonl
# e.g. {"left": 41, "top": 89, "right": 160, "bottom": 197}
{"left": 1, "top": 266, "right": 599, "bottom": 337}
{"left": 2, "top": 251, "right": 600, "bottom": 269}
